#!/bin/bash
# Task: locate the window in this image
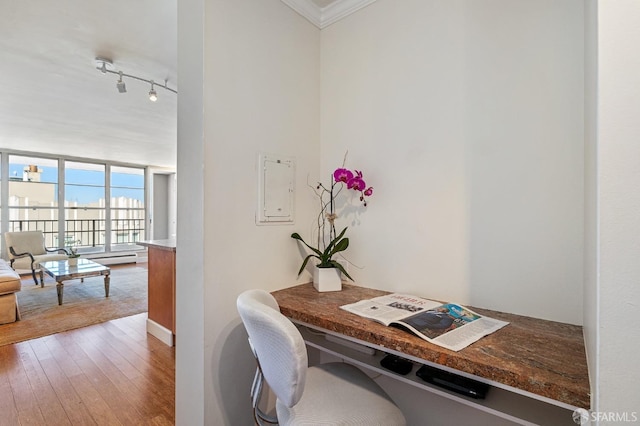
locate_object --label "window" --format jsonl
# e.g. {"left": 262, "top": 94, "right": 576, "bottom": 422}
{"left": 65, "top": 161, "right": 106, "bottom": 253}
{"left": 1, "top": 151, "right": 147, "bottom": 257}
{"left": 110, "top": 166, "right": 145, "bottom": 251}
{"left": 8, "top": 155, "right": 60, "bottom": 247}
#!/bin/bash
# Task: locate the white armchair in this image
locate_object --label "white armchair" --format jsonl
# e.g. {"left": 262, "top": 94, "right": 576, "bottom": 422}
{"left": 4, "top": 231, "right": 69, "bottom": 285}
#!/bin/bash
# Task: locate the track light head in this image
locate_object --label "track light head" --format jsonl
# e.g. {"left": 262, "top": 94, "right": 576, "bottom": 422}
{"left": 116, "top": 72, "right": 127, "bottom": 93}
{"left": 149, "top": 81, "right": 158, "bottom": 102}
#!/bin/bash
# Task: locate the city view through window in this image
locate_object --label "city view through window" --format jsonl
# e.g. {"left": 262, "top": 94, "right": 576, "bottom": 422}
{"left": 5, "top": 155, "right": 145, "bottom": 254}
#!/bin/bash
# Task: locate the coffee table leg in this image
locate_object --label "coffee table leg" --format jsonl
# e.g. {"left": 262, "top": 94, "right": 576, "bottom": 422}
{"left": 104, "top": 274, "right": 110, "bottom": 298}
{"left": 56, "top": 282, "right": 64, "bottom": 305}
{"left": 40, "top": 270, "right": 44, "bottom": 288}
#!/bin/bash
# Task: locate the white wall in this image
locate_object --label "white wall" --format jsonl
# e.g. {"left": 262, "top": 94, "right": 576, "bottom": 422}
{"left": 320, "top": 0, "right": 584, "bottom": 324}
{"left": 592, "top": 0, "right": 640, "bottom": 419}
{"left": 152, "top": 173, "right": 169, "bottom": 239}
{"left": 176, "top": 0, "right": 204, "bottom": 423}
{"left": 583, "top": 0, "right": 599, "bottom": 414}
{"left": 177, "top": 0, "right": 320, "bottom": 424}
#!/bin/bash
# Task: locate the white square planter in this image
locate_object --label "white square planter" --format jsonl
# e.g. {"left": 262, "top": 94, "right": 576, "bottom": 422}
{"left": 313, "top": 266, "right": 342, "bottom": 292}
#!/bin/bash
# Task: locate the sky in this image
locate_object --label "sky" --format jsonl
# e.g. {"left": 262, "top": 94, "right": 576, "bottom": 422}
{"left": 9, "top": 164, "right": 144, "bottom": 205}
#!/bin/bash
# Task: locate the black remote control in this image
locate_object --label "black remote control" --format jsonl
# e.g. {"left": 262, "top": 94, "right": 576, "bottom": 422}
{"left": 380, "top": 354, "right": 413, "bottom": 375}
{"left": 416, "top": 364, "right": 489, "bottom": 399}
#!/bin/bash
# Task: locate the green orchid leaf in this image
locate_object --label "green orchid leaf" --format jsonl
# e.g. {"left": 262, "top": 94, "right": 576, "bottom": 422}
{"left": 329, "top": 260, "right": 353, "bottom": 281}
{"left": 291, "top": 232, "right": 323, "bottom": 257}
{"left": 324, "top": 227, "right": 348, "bottom": 254}
{"left": 335, "top": 227, "right": 348, "bottom": 241}
{"left": 297, "top": 254, "right": 319, "bottom": 276}
{"left": 328, "top": 237, "right": 349, "bottom": 258}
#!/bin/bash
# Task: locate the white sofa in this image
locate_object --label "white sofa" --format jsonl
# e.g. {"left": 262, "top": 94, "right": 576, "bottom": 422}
{"left": 0, "top": 259, "right": 22, "bottom": 324}
{"left": 5, "top": 231, "right": 69, "bottom": 285}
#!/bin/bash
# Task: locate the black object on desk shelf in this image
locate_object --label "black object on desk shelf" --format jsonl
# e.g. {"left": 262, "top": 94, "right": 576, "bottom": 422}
{"left": 380, "top": 354, "right": 414, "bottom": 375}
{"left": 416, "top": 364, "right": 490, "bottom": 399}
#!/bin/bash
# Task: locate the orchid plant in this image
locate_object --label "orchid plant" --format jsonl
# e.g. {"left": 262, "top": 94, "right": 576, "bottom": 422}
{"left": 291, "top": 159, "right": 373, "bottom": 281}
{"left": 67, "top": 240, "right": 81, "bottom": 258}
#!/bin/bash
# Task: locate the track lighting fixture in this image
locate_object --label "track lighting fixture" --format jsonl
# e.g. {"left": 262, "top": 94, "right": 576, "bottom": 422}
{"left": 116, "top": 71, "right": 127, "bottom": 93}
{"left": 148, "top": 81, "right": 158, "bottom": 102}
{"left": 94, "top": 57, "right": 177, "bottom": 101}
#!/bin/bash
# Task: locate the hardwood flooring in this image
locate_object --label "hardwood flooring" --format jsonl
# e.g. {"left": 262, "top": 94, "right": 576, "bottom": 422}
{"left": 0, "top": 313, "right": 175, "bottom": 426}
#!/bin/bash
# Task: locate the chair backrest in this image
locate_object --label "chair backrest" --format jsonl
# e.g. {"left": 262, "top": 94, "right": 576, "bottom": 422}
{"left": 4, "top": 231, "right": 47, "bottom": 259}
{"left": 237, "top": 289, "right": 308, "bottom": 408}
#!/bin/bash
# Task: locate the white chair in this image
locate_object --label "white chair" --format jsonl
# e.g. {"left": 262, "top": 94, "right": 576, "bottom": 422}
{"left": 4, "top": 231, "right": 69, "bottom": 285}
{"left": 237, "top": 289, "right": 406, "bottom": 426}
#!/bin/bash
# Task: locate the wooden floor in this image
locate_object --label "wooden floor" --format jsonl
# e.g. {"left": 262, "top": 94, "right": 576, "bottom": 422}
{"left": 0, "top": 313, "right": 175, "bottom": 426}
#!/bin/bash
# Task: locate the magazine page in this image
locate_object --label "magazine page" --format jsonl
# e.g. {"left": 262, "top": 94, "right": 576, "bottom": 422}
{"left": 395, "top": 303, "right": 509, "bottom": 352}
{"left": 340, "top": 294, "right": 441, "bottom": 326}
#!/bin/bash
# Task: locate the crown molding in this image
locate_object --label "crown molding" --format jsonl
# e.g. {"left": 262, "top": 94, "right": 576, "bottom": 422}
{"left": 281, "top": 0, "right": 377, "bottom": 29}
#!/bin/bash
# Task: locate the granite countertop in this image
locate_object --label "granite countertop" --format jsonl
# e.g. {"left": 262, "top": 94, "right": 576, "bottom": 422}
{"left": 138, "top": 239, "right": 176, "bottom": 251}
{"left": 272, "top": 283, "right": 590, "bottom": 409}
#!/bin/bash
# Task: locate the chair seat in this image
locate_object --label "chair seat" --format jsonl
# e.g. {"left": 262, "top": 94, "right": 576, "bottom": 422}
{"left": 276, "top": 362, "right": 406, "bottom": 426}
{"left": 11, "top": 253, "right": 69, "bottom": 270}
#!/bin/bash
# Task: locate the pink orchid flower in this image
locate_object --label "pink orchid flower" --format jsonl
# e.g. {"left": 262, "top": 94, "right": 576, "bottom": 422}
{"left": 345, "top": 170, "right": 365, "bottom": 191}
{"left": 333, "top": 168, "right": 353, "bottom": 183}
{"left": 347, "top": 176, "right": 366, "bottom": 191}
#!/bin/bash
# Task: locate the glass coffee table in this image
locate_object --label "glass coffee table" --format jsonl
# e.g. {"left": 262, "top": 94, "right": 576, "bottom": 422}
{"left": 39, "top": 258, "right": 111, "bottom": 305}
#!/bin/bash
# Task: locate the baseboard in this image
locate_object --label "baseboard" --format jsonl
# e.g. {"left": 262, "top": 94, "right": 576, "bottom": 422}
{"left": 84, "top": 252, "right": 139, "bottom": 265}
{"left": 146, "top": 318, "right": 174, "bottom": 346}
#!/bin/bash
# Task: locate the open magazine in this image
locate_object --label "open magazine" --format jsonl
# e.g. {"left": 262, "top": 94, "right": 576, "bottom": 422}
{"left": 340, "top": 293, "right": 509, "bottom": 352}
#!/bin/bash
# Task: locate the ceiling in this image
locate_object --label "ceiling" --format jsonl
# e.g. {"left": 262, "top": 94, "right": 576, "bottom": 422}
{"left": 0, "top": 0, "right": 369, "bottom": 169}
{"left": 0, "top": 0, "right": 177, "bottom": 168}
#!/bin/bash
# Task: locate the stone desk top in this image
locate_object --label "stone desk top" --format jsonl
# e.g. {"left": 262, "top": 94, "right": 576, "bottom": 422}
{"left": 272, "top": 283, "right": 590, "bottom": 409}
